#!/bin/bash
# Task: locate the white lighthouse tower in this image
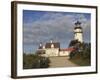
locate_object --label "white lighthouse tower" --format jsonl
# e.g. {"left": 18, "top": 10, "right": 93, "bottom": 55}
{"left": 74, "top": 21, "right": 83, "bottom": 43}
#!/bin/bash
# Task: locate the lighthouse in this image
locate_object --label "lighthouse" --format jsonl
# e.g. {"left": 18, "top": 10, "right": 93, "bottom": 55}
{"left": 74, "top": 21, "right": 83, "bottom": 43}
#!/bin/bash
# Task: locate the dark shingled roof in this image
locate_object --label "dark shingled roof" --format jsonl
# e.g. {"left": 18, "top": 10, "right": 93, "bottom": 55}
{"left": 75, "top": 21, "right": 81, "bottom": 25}
{"left": 38, "top": 46, "right": 43, "bottom": 49}
{"left": 45, "top": 42, "right": 60, "bottom": 48}
{"left": 74, "top": 21, "right": 82, "bottom": 29}
{"left": 74, "top": 27, "right": 82, "bottom": 29}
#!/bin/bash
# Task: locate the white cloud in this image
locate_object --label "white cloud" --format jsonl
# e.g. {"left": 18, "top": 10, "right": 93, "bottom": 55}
{"left": 23, "top": 12, "right": 90, "bottom": 46}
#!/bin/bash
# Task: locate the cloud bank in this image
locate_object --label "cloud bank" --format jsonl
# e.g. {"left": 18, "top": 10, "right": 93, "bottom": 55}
{"left": 23, "top": 11, "right": 91, "bottom": 53}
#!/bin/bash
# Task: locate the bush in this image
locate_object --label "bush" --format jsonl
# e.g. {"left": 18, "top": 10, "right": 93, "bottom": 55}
{"left": 69, "top": 42, "right": 91, "bottom": 66}
{"left": 23, "top": 54, "right": 50, "bottom": 69}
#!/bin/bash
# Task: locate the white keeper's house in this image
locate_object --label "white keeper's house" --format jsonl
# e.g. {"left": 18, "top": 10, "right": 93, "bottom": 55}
{"left": 36, "top": 21, "right": 83, "bottom": 57}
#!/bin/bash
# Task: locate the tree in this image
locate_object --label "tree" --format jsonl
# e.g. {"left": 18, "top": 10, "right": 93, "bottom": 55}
{"left": 69, "top": 42, "right": 91, "bottom": 60}
{"left": 69, "top": 40, "right": 80, "bottom": 47}
{"left": 69, "top": 42, "right": 91, "bottom": 66}
{"left": 81, "top": 43, "right": 91, "bottom": 59}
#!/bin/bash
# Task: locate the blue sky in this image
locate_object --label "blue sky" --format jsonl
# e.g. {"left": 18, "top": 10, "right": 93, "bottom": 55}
{"left": 23, "top": 10, "right": 91, "bottom": 53}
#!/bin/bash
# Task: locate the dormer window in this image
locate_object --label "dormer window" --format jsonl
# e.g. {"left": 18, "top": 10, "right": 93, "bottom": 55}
{"left": 43, "top": 45, "right": 45, "bottom": 49}
{"left": 50, "top": 39, "right": 53, "bottom": 43}
{"left": 39, "top": 43, "right": 42, "bottom": 47}
{"left": 51, "top": 44, "right": 54, "bottom": 48}
{"left": 39, "top": 42, "right": 43, "bottom": 49}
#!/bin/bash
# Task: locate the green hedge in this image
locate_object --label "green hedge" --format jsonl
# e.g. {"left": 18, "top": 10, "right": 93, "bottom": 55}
{"left": 23, "top": 54, "right": 50, "bottom": 69}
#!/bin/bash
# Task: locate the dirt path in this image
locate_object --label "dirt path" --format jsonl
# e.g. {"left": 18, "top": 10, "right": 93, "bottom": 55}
{"left": 49, "top": 56, "right": 78, "bottom": 68}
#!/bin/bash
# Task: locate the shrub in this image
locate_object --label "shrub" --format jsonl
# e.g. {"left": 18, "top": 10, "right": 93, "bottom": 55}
{"left": 23, "top": 54, "right": 50, "bottom": 69}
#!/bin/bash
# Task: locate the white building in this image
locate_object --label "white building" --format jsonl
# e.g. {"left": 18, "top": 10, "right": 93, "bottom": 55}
{"left": 37, "top": 40, "right": 60, "bottom": 57}
{"left": 74, "top": 21, "right": 83, "bottom": 43}
{"left": 36, "top": 40, "right": 75, "bottom": 57}
{"left": 59, "top": 48, "right": 75, "bottom": 56}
